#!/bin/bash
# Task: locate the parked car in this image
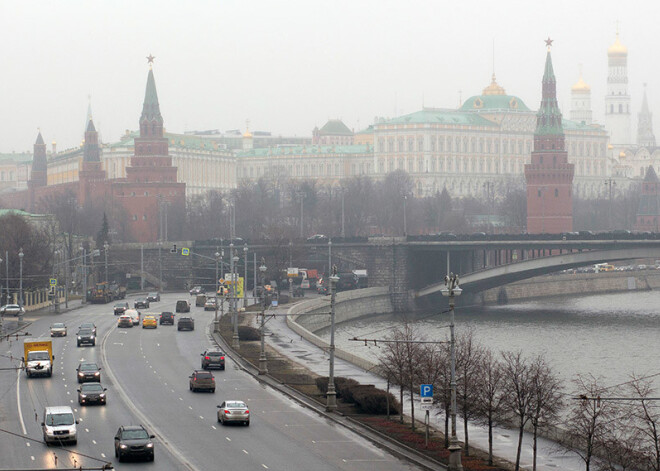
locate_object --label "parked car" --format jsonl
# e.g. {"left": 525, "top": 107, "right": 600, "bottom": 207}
{"left": 76, "top": 362, "right": 101, "bottom": 383}
{"left": 146, "top": 292, "right": 160, "bottom": 302}
{"left": 201, "top": 350, "right": 225, "bottom": 370}
{"left": 189, "top": 286, "right": 204, "bottom": 296}
{"left": 204, "top": 297, "right": 218, "bottom": 311}
{"left": 142, "top": 315, "right": 158, "bottom": 329}
{"left": 189, "top": 370, "right": 215, "bottom": 392}
{"left": 114, "top": 302, "right": 129, "bottom": 315}
{"left": 114, "top": 425, "right": 155, "bottom": 462}
{"left": 76, "top": 328, "right": 96, "bottom": 347}
{"left": 217, "top": 400, "right": 250, "bottom": 426}
{"left": 78, "top": 383, "right": 107, "bottom": 406}
{"left": 177, "top": 316, "right": 194, "bottom": 331}
{"left": 50, "top": 323, "right": 67, "bottom": 337}
{"left": 117, "top": 314, "right": 133, "bottom": 328}
{"left": 0, "top": 304, "right": 25, "bottom": 316}
{"left": 159, "top": 312, "right": 175, "bottom": 325}
{"left": 134, "top": 298, "right": 150, "bottom": 309}
{"left": 176, "top": 300, "right": 191, "bottom": 313}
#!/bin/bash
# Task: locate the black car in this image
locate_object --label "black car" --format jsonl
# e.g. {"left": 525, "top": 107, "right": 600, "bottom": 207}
{"left": 134, "top": 298, "right": 150, "bottom": 309}
{"left": 177, "top": 316, "right": 194, "bottom": 331}
{"left": 114, "top": 302, "right": 129, "bottom": 315}
{"left": 76, "top": 362, "right": 101, "bottom": 383}
{"left": 146, "top": 292, "right": 160, "bottom": 302}
{"left": 114, "top": 425, "right": 155, "bottom": 462}
{"left": 78, "top": 383, "right": 107, "bottom": 405}
{"left": 77, "top": 328, "right": 96, "bottom": 347}
{"left": 159, "top": 311, "right": 175, "bottom": 325}
{"left": 201, "top": 350, "right": 225, "bottom": 370}
{"left": 79, "top": 322, "right": 97, "bottom": 336}
{"left": 175, "top": 300, "right": 190, "bottom": 313}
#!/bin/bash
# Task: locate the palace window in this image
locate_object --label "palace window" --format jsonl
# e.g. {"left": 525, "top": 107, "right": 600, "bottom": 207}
{"left": 418, "top": 137, "right": 424, "bottom": 151}
{"left": 555, "top": 189, "right": 559, "bottom": 197}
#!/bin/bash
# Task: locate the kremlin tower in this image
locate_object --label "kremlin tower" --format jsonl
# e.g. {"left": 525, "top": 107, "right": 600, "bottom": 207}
{"left": 524, "top": 39, "right": 575, "bottom": 233}
{"left": 604, "top": 31, "right": 631, "bottom": 146}
{"left": 569, "top": 68, "right": 592, "bottom": 125}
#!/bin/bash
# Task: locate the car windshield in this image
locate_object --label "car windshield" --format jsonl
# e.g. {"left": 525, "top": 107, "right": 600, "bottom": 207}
{"left": 81, "top": 323, "right": 94, "bottom": 328}
{"left": 81, "top": 383, "right": 103, "bottom": 392}
{"left": 226, "top": 402, "right": 245, "bottom": 408}
{"left": 46, "top": 413, "right": 74, "bottom": 426}
{"left": 80, "top": 363, "right": 98, "bottom": 371}
{"left": 161, "top": 312, "right": 173, "bottom": 317}
{"left": 52, "top": 323, "right": 65, "bottom": 329}
{"left": 115, "top": 303, "right": 126, "bottom": 307}
{"left": 121, "top": 429, "right": 149, "bottom": 440}
{"left": 27, "top": 352, "right": 49, "bottom": 361}
{"left": 195, "top": 372, "right": 213, "bottom": 379}
{"left": 145, "top": 316, "right": 155, "bottom": 320}
{"left": 148, "top": 293, "right": 157, "bottom": 296}
{"left": 78, "top": 329, "right": 92, "bottom": 335}
{"left": 207, "top": 352, "right": 224, "bottom": 357}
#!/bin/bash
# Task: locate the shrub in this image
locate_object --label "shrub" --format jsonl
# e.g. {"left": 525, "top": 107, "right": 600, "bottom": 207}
{"left": 315, "top": 377, "right": 329, "bottom": 394}
{"left": 353, "top": 387, "right": 400, "bottom": 415}
{"left": 238, "top": 325, "right": 260, "bottom": 341}
{"left": 335, "top": 377, "right": 360, "bottom": 401}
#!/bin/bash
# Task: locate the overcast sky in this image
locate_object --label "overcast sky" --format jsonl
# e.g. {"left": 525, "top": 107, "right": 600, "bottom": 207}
{"left": 1, "top": 0, "right": 658, "bottom": 153}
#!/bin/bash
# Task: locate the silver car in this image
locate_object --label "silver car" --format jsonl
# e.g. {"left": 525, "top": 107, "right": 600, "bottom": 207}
{"left": 50, "top": 323, "right": 67, "bottom": 337}
{"left": 1, "top": 304, "right": 25, "bottom": 316}
{"left": 217, "top": 400, "right": 250, "bottom": 426}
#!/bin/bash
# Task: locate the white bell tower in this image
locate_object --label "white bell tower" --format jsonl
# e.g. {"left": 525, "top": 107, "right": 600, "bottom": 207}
{"left": 604, "top": 30, "right": 631, "bottom": 146}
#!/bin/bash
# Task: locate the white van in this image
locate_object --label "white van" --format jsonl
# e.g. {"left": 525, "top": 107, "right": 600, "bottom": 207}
{"left": 42, "top": 406, "right": 78, "bottom": 445}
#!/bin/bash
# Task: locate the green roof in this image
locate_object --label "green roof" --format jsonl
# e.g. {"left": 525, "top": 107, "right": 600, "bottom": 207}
{"left": 237, "top": 144, "right": 370, "bottom": 158}
{"left": 318, "top": 119, "right": 353, "bottom": 135}
{"left": 383, "top": 108, "right": 498, "bottom": 127}
{"left": 562, "top": 119, "right": 603, "bottom": 132}
{"left": 0, "top": 209, "right": 45, "bottom": 217}
{"left": 0, "top": 152, "right": 32, "bottom": 163}
{"left": 459, "top": 95, "right": 531, "bottom": 112}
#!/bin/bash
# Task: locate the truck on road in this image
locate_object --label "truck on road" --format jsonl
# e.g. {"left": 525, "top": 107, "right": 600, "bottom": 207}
{"left": 88, "top": 282, "right": 127, "bottom": 303}
{"left": 24, "top": 339, "right": 54, "bottom": 378}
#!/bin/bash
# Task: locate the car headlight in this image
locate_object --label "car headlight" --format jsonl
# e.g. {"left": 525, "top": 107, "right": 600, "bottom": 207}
{"left": 146, "top": 443, "right": 154, "bottom": 448}
{"left": 77, "top": 336, "right": 81, "bottom": 340}
{"left": 78, "top": 372, "right": 84, "bottom": 376}
{"left": 120, "top": 444, "right": 127, "bottom": 449}
{"left": 99, "top": 393, "right": 105, "bottom": 398}
{"left": 80, "top": 394, "right": 87, "bottom": 398}
{"left": 90, "top": 335, "right": 95, "bottom": 339}
{"left": 94, "top": 372, "right": 100, "bottom": 376}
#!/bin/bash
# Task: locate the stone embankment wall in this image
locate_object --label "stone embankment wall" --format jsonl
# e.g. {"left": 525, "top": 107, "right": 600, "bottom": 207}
{"left": 287, "top": 287, "right": 391, "bottom": 372}
{"left": 479, "top": 270, "right": 660, "bottom": 304}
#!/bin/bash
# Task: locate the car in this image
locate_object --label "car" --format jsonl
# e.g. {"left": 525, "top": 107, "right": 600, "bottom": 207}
{"left": 50, "top": 323, "right": 67, "bottom": 337}
{"left": 42, "top": 406, "right": 78, "bottom": 445}
{"left": 114, "top": 302, "right": 129, "bottom": 315}
{"left": 126, "top": 309, "right": 141, "bottom": 325}
{"left": 201, "top": 350, "right": 225, "bottom": 370}
{"left": 177, "top": 316, "right": 194, "bottom": 331}
{"left": 189, "top": 286, "right": 205, "bottom": 296}
{"left": 293, "top": 287, "right": 305, "bottom": 297}
{"left": 114, "top": 425, "right": 155, "bottom": 462}
{"left": 76, "top": 362, "right": 101, "bottom": 383}
{"left": 78, "top": 383, "right": 107, "bottom": 405}
{"left": 0, "top": 304, "right": 25, "bottom": 316}
{"left": 217, "top": 400, "right": 250, "bottom": 426}
{"left": 77, "top": 328, "right": 96, "bottom": 347}
{"left": 189, "top": 370, "right": 215, "bottom": 392}
{"left": 159, "top": 311, "right": 175, "bottom": 325}
{"left": 134, "top": 298, "right": 150, "bottom": 309}
{"left": 306, "top": 234, "right": 328, "bottom": 242}
{"left": 146, "top": 292, "right": 160, "bottom": 302}
{"left": 117, "top": 314, "right": 133, "bottom": 328}
{"left": 195, "top": 294, "right": 207, "bottom": 307}
{"left": 176, "top": 299, "right": 191, "bottom": 313}
{"left": 79, "top": 322, "right": 97, "bottom": 336}
{"left": 204, "top": 297, "right": 218, "bottom": 311}
{"left": 142, "top": 315, "right": 158, "bottom": 329}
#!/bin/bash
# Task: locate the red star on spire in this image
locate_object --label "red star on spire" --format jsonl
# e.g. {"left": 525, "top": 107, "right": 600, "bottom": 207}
{"left": 146, "top": 54, "right": 155, "bottom": 65}
{"left": 544, "top": 37, "right": 553, "bottom": 48}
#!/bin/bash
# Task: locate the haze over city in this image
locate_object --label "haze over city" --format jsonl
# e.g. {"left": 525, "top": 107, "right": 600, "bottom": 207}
{"left": 1, "top": 0, "right": 658, "bottom": 153}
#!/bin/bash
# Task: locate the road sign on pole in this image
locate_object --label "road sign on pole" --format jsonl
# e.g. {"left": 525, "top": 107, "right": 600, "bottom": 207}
{"left": 421, "top": 403, "right": 433, "bottom": 410}
{"left": 49, "top": 278, "right": 57, "bottom": 286}
{"left": 420, "top": 384, "right": 433, "bottom": 398}
{"left": 181, "top": 248, "right": 190, "bottom": 256}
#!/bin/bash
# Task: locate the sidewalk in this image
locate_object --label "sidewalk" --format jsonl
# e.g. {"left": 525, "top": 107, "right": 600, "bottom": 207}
{"left": 257, "top": 300, "right": 585, "bottom": 471}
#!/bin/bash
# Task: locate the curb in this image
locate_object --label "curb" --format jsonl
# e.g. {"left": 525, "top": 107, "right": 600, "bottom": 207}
{"left": 210, "top": 327, "right": 447, "bottom": 471}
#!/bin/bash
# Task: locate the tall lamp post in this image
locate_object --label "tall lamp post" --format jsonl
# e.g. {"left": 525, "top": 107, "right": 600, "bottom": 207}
{"left": 80, "top": 246, "right": 87, "bottom": 304}
{"left": 326, "top": 265, "right": 340, "bottom": 411}
{"left": 0, "top": 255, "right": 3, "bottom": 306}
{"left": 441, "top": 273, "right": 463, "bottom": 471}
{"left": 604, "top": 178, "right": 616, "bottom": 230}
{"left": 243, "top": 244, "right": 248, "bottom": 308}
{"left": 103, "top": 241, "right": 109, "bottom": 283}
{"left": 403, "top": 195, "right": 408, "bottom": 236}
{"left": 231, "top": 245, "right": 240, "bottom": 349}
{"left": 52, "top": 249, "right": 60, "bottom": 312}
{"left": 18, "top": 248, "right": 24, "bottom": 312}
{"left": 258, "top": 258, "right": 268, "bottom": 374}
{"left": 214, "top": 251, "right": 220, "bottom": 333}
{"left": 288, "top": 240, "right": 293, "bottom": 300}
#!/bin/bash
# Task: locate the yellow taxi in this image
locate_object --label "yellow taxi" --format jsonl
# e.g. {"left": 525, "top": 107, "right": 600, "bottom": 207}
{"left": 142, "top": 314, "right": 158, "bottom": 329}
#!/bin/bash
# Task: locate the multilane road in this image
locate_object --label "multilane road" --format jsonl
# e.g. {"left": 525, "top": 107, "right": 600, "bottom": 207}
{"left": 0, "top": 293, "right": 419, "bottom": 470}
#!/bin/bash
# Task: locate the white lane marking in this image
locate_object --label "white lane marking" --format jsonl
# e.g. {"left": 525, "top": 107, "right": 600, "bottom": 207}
{"left": 85, "top": 428, "right": 89, "bottom": 433}
{"left": 262, "top": 465, "right": 269, "bottom": 469}
{"left": 188, "top": 406, "right": 193, "bottom": 410}
{"left": 112, "top": 343, "right": 124, "bottom": 346}
{"left": 66, "top": 391, "right": 70, "bottom": 395}
{"left": 243, "top": 449, "right": 249, "bottom": 455}
{"left": 226, "top": 437, "right": 231, "bottom": 442}
{"left": 70, "top": 400, "right": 74, "bottom": 403}
{"left": 16, "top": 369, "right": 26, "bottom": 435}
{"left": 92, "top": 439, "right": 97, "bottom": 444}
{"left": 199, "top": 416, "right": 204, "bottom": 420}
{"left": 211, "top": 426, "right": 216, "bottom": 430}
{"left": 30, "top": 456, "right": 35, "bottom": 461}
{"left": 179, "top": 397, "right": 183, "bottom": 401}
{"left": 171, "top": 389, "right": 174, "bottom": 393}
{"left": 101, "top": 453, "right": 106, "bottom": 458}
{"left": 26, "top": 442, "right": 30, "bottom": 447}
{"left": 342, "top": 459, "right": 391, "bottom": 462}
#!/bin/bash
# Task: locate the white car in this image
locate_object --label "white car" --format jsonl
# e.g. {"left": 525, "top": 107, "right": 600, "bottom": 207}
{"left": 125, "top": 309, "right": 141, "bottom": 325}
{"left": 1, "top": 304, "right": 25, "bottom": 316}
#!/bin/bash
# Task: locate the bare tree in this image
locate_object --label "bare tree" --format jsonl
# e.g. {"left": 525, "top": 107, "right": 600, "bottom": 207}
{"left": 474, "top": 347, "right": 505, "bottom": 466}
{"left": 456, "top": 328, "right": 483, "bottom": 456}
{"left": 627, "top": 375, "right": 660, "bottom": 471}
{"left": 528, "top": 356, "right": 563, "bottom": 471}
{"left": 564, "top": 374, "right": 618, "bottom": 471}
{"left": 378, "top": 326, "right": 408, "bottom": 424}
{"left": 501, "top": 350, "right": 534, "bottom": 471}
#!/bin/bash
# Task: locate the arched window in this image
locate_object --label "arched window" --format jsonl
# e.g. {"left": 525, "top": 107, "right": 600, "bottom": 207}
{"left": 554, "top": 189, "right": 559, "bottom": 197}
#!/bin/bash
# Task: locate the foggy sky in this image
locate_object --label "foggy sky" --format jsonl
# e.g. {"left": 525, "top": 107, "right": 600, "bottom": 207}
{"left": 1, "top": 0, "right": 658, "bottom": 153}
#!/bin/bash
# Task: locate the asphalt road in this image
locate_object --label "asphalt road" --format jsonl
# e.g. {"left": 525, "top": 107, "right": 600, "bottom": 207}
{"left": 0, "top": 293, "right": 419, "bottom": 471}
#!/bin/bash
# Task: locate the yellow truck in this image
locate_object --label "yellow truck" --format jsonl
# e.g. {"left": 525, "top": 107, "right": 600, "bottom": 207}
{"left": 23, "top": 339, "right": 54, "bottom": 378}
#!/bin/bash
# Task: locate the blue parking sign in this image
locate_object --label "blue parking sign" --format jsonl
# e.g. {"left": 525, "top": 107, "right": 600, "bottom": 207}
{"left": 420, "top": 384, "right": 433, "bottom": 398}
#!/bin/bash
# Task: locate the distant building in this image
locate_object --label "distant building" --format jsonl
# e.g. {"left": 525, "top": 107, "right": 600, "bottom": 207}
{"left": 604, "top": 31, "right": 631, "bottom": 147}
{"left": 570, "top": 70, "right": 592, "bottom": 125}
{"left": 634, "top": 166, "right": 660, "bottom": 232}
{"left": 312, "top": 120, "right": 354, "bottom": 146}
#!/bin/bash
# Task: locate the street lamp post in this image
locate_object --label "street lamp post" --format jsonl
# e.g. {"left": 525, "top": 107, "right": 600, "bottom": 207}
{"left": 243, "top": 244, "right": 248, "bottom": 308}
{"left": 230, "top": 244, "right": 240, "bottom": 349}
{"left": 18, "top": 248, "right": 24, "bottom": 314}
{"left": 326, "top": 265, "right": 340, "bottom": 411}
{"left": 80, "top": 246, "right": 87, "bottom": 304}
{"left": 604, "top": 178, "right": 617, "bottom": 230}
{"left": 341, "top": 190, "right": 346, "bottom": 238}
{"left": 328, "top": 239, "right": 332, "bottom": 276}
{"left": 103, "top": 241, "right": 109, "bottom": 283}
{"left": 258, "top": 258, "right": 268, "bottom": 375}
{"left": 403, "top": 195, "right": 408, "bottom": 236}
{"left": 297, "top": 192, "right": 305, "bottom": 238}
{"left": 52, "top": 249, "right": 60, "bottom": 313}
{"left": 288, "top": 240, "right": 293, "bottom": 300}
{"left": 441, "top": 273, "right": 463, "bottom": 471}
{"left": 4, "top": 250, "right": 8, "bottom": 306}
{"left": 214, "top": 251, "right": 220, "bottom": 333}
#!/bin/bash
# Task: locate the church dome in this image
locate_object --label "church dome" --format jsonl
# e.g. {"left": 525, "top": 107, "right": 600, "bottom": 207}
{"left": 571, "top": 75, "right": 590, "bottom": 93}
{"left": 243, "top": 129, "right": 253, "bottom": 138}
{"left": 482, "top": 73, "right": 506, "bottom": 96}
{"left": 608, "top": 33, "right": 627, "bottom": 56}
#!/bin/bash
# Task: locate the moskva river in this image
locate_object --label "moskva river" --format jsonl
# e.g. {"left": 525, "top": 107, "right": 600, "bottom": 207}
{"left": 327, "top": 290, "right": 660, "bottom": 392}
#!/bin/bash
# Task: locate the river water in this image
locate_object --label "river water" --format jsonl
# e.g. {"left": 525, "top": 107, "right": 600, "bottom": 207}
{"left": 325, "top": 290, "right": 660, "bottom": 392}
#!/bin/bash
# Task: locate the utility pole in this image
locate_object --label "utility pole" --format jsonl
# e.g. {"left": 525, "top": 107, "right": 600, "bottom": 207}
{"left": 243, "top": 244, "right": 248, "bottom": 308}
{"left": 403, "top": 195, "right": 408, "bottom": 236}
{"left": 288, "top": 240, "right": 293, "bottom": 300}
{"left": 258, "top": 258, "right": 268, "bottom": 375}
{"left": 80, "top": 247, "right": 86, "bottom": 304}
{"left": 326, "top": 265, "right": 340, "bottom": 411}
{"left": 341, "top": 190, "right": 346, "bottom": 238}
{"left": 604, "top": 178, "right": 616, "bottom": 230}
{"left": 140, "top": 245, "right": 144, "bottom": 291}
{"left": 103, "top": 241, "right": 109, "bottom": 283}
{"left": 297, "top": 191, "right": 305, "bottom": 238}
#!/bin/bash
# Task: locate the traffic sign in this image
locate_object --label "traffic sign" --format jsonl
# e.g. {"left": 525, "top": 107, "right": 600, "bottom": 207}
{"left": 421, "top": 397, "right": 433, "bottom": 404}
{"left": 181, "top": 247, "right": 190, "bottom": 256}
{"left": 219, "top": 278, "right": 225, "bottom": 284}
{"left": 420, "top": 384, "right": 433, "bottom": 398}
{"left": 420, "top": 403, "right": 433, "bottom": 411}
{"left": 49, "top": 278, "right": 57, "bottom": 286}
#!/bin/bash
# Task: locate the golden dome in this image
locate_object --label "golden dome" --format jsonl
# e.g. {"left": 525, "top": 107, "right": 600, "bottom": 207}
{"left": 243, "top": 130, "right": 253, "bottom": 138}
{"left": 482, "top": 73, "right": 506, "bottom": 96}
{"left": 571, "top": 75, "right": 590, "bottom": 92}
{"left": 608, "top": 33, "right": 627, "bottom": 56}
{"left": 619, "top": 151, "right": 626, "bottom": 158}
{"left": 607, "top": 143, "right": 613, "bottom": 150}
